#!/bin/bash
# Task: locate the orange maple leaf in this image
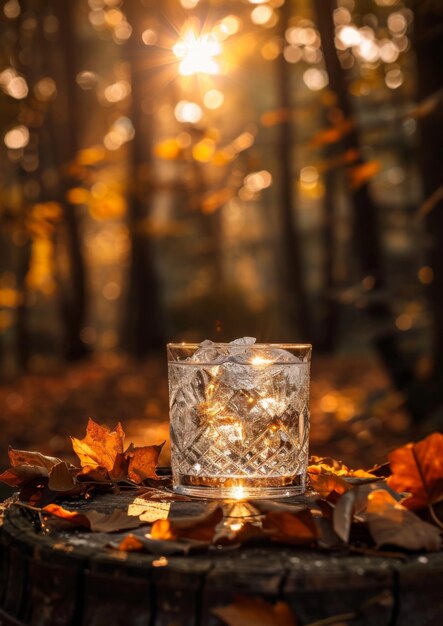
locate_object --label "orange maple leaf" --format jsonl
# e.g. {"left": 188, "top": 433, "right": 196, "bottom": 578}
{"left": 387, "top": 432, "right": 443, "bottom": 510}
{"left": 71, "top": 418, "right": 125, "bottom": 473}
{"left": 263, "top": 509, "right": 318, "bottom": 546}
{"left": 126, "top": 442, "right": 165, "bottom": 483}
{"left": 150, "top": 506, "right": 223, "bottom": 542}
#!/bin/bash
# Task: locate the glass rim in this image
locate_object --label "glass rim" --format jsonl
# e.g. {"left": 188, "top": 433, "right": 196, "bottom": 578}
{"left": 167, "top": 342, "right": 312, "bottom": 349}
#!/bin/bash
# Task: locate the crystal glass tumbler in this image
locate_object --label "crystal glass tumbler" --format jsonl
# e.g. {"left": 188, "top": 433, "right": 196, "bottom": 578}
{"left": 168, "top": 342, "right": 311, "bottom": 499}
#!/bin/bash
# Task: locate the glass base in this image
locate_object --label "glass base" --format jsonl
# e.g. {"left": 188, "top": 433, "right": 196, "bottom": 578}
{"left": 173, "top": 473, "right": 306, "bottom": 499}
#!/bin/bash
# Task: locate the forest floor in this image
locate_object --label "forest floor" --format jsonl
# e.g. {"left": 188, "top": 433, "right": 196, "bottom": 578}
{"left": 0, "top": 352, "right": 438, "bottom": 498}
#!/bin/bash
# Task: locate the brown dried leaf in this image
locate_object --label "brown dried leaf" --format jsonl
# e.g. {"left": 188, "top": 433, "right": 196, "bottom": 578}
{"left": 8, "top": 446, "right": 63, "bottom": 470}
{"left": 43, "top": 503, "right": 90, "bottom": 528}
{"left": 0, "top": 465, "right": 49, "bottom": 488}
{"left": 387, "top": 433, "right": 443, "bottom": 510}
{"left": 308, "top": 455, "right": 377, "bottom": 479}
{"left": 308, "top": 471, "right": 351, "bottom": 500}
{"left": 262, "top": 509, "right": 318, "bottom": 546}
{"left": 77, "top": 466, "right": 111, "bottom": 482}
{"left": 126, "top": 441, "right": 165, "bottom": 483}
{"left": 85, "top": 509, "right": 144, "bottom": 532}
{"left": 366, "top": 490, "right": 442, "bottom": 552}
{"left": 212, "top": 596, "right": 297, "bottom": 626}
{"left": 48, "top": 462, "right": 77, "bottom": 492}
{"left": 150, "top": 506, "right": 223, "bottom": 542}
{"left": 71, "top": 418, "right": 125, "bottom": 472}
{"left": 43, "top": 504, "right": 144, "bottom": 532}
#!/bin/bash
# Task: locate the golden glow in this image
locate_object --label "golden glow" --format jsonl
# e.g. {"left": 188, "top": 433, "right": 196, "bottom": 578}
{"left": 251, "top": 5, "right": 273, "bottom": 26}
{"left": 244, "top": 170, "right": 272, "bottom": 193}
{"left": 203, "top": 89, "right": 224, "bottom": 110}
{"left": 173, "top": 29, "right": 222, "bottom": 76}
{"left": 303, "top": 68, "right": 328, "bottom": 91}
{"left": 4, "top": 125, "right": 29, "bottom": 149}
{"left": 232, "top": 485, "right": 245, "bottom": 500}
{"left": 175, "top": 100, "right": 203, "bottom": 123}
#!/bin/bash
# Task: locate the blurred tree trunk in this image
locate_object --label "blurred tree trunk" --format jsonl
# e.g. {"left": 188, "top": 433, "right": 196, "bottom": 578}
{"left": 277, "top": 0, "right": 312, "bottom": 340}
{"left": 412, "top": 1, "right": 443, "bottom": 412}
{"left": 55, "top": 0, "right": 88, "bottom": 360}
{"left": 125, "top": 0, "right": 164, "bottom": 357}
{"left": 314, "top": 0, "right": 414, "bottom": 396}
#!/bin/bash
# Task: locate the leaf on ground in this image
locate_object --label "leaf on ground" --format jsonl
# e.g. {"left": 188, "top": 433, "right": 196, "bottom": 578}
{"left": 71, "top": 417, "right": 125, "bottom": 472}
{"left": 8, "top": 447, "right": 64, "bottom": 470}
{"left": 333, "top": 483, "right": 404, "bottom": 544}
{"left": 262, "top": 508, "right": 318, "bottom": 546}
{"left": 387, "top": 432, "right": 443, "bottom": 510}
{"left": 84, "top": 509, "right": 144, "bottom": 532}
{"left": 150, "top": 506, "right": 223, "bottom": 542}
{"left": 366, "top": 490, "right": 442, "bottom": 552}
{"left": 43, "top": 503, "right": 144, "bottom": 532}
{"left": 212, "top": 596, "right": 297, "bottom": 626}
{"left": 125, "top": 441, "right": 165, "bottom": 483}
{"left": 308, "top": 471, "right": 351, "bottom": 500}
{"left": 48, "top": 462, "right": 77, "bottom": 492}
{"left": 309, "top": 455, "right": 377, "bottom": 479}
{"left": 77, "top": 465, "right": 111, "bottom": 483}
{"left": 0, "top": 465, "right": 49, "bottom": 488}
{"left": 43, "top": 503, "right": 90, "bottom": 528}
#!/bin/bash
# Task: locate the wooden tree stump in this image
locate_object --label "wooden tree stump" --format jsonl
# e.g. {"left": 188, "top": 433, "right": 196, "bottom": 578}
{"left": 1, "top": 493, "right": 442, "bottom": 626}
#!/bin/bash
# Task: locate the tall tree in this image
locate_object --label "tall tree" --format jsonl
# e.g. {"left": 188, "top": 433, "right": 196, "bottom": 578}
{"left": 55, "top": 0, "right": 89, "bottom": 360}
{"left": 411, "top": 0, "right": 443, "bottom": 414}
{"left": 314, "top": 0, "right": 414, "bottom": 396}
{"left": 276, "top": 0, "right": 312, "bottom": 340}
{"left": 124, "top": 0, "right": 164, "bottom": 356}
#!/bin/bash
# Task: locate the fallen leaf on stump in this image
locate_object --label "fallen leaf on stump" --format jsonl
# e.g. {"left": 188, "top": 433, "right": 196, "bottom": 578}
{"left": 308, "top": 471, "right": 351, "bottom": 501}
{"left": 126, "top": 441, "right": 165, "bottom": 483}
{"left": 262, "top": 509, "right": 318, "bottom": 545}
{"left": 333, "top": 483, "right": 403, "bottom": 544}
{"left": 48, "top": 462, "right": 77, "bottom": 492}
{"left": 8, "top": 447, "right": 64, "bottom": 470}
{"left": 43, "top": 503, "right": 144, "bottom": 532}
{"left": 309, "top": 455, "right": 377, "bottom": 479}
{"left": 150, "top": 506, "right": 223, "bottom": 542}
{"left": 212, "top": 596, "right": 297, "bottom": 626}
{"left": 366, "top": 490, "right": 441, "bottom": 552}
{"left": 387, "top": 433, "right": 443, "bottom": 510}
{"left": 0, "top": 465, "right": 49, "bottom": 488}
{"left": 71, "top": 418, "right": 125, "bottom": 473}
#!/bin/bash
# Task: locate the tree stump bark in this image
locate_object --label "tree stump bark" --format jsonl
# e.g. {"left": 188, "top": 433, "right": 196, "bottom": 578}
{"left": 0, "top": 494, "right": 442, "bottom": 626}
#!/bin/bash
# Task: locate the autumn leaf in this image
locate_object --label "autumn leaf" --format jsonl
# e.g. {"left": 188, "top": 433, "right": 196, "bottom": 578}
{"left": 308, "top": 471, "right": 351, "bottom": 500}
{"left": 43, "top": 503, "right": 90, "bottom": 528}
{"left": 212, "top": 596, "right": 297, "bottom": 626}
{"left": 48, "top": 461, "right": 77, "bottom": 492}
{"left": 387, "top": 433, "right": 443, "bottom": 510}
{"left": 126, "top": 441, "right": 165, "bottom": 483}
{"left": 8, "top": 446, "right": 64, "bottom": 470}
{"left": 150, "top": 506, "right": 223, "bottom": 542}
{"left": 43, "top": 504, "right": 144, "bottom": 532}
{"left": 308, "top": 455, "right": 377, "bottom": 479}
{"left": 71, "top": 418, "right": 125, "bottom": 473}
{"left": 113, "top": 533, "right": 207, "bottom": 555}
{"left": 366, "top": 490, "right": 442, "bottom": 552}
{"left": 263, "top": 505, "right": 318, "bottom": 545}
{"left": 333, "top": 483, "right": 402, "bottom": 544}
{"left": 0, "top": 465, "right": 49, "bottom": 488}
